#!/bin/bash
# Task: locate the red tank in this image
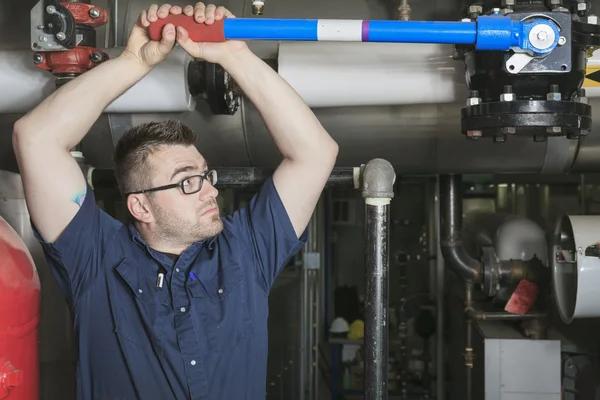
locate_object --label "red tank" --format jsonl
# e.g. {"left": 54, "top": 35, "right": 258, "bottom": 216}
{"left": 0, "top": 217, "right": 40, "bottom": 400}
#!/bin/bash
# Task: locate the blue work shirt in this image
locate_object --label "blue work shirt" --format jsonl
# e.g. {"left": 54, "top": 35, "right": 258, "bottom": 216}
{"left": 34, "top": 177, "right": 307, "bottom": 399}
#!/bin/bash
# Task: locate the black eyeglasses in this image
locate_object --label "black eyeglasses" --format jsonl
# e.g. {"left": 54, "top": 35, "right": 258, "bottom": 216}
{"left": 125, "top": 170, "right": 218, "bottom": 196}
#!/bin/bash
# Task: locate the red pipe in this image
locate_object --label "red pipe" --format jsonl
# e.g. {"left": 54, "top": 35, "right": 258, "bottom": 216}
{"left": 0, "top": 217, "right": 40, "bottom": 400}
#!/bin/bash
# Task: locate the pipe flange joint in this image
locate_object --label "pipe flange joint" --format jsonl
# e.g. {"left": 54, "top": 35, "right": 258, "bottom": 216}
{"left": 361, "top": 158, "right": 396, "bottom": 199}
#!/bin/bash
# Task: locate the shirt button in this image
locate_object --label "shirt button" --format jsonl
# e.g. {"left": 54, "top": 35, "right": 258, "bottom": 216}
{"left": 180, "top": 307, "right": 186, "bottom": 313}
{"left": 176, "top": 268, "right": 180, "bottom": 273}
{"left": 191, "top": 360, "right": 196, "bottom": 366}
{"left": 138, "top": 289, "right": 143, "bottom": 293}
{"left": 218, "top": 289, "right": 223, "bottom": 294}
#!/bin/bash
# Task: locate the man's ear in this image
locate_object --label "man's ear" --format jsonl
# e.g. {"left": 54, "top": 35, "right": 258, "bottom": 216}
{"left": 127, "top": 194, "right": 154, "bottom": 223}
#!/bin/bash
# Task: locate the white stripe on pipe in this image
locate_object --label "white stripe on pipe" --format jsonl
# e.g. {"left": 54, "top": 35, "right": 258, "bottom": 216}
{"left": 316, "top": 19, "right": 363, "bottom": 41}
{"left": 365, "top": 198, "right": 391, "bottom": 205}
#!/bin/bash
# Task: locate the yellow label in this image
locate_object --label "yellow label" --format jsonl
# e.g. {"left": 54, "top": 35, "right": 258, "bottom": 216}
{"left": 584, "top": 65, "right": 600, "bottom": 87}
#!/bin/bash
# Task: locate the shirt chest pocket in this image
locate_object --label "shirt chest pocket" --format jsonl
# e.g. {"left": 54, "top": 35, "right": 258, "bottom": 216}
{"left": 113, "top": 259, "right": 170, "bottom": 356}
{"left": 187, "top": 261, "right": 253, "bottom": 353}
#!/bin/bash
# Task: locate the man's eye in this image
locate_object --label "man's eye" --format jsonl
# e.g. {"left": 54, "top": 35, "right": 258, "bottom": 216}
{"left": 182, "top": 179, "right": 191, "bottom": 186}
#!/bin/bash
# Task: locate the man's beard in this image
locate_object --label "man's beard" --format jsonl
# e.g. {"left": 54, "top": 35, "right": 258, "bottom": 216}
{"left": 153, "top": 201, "right": 224, "bottom": 247}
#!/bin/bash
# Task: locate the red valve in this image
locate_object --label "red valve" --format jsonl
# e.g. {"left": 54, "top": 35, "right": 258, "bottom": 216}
{"left": 34, "top": 47, "right": 109, "bottom": 75}
{"left": 34, "top": 2, "right": 110, "bottom": 76}
{"left": 61, "top": 2, "right": 109, "bottom": 27}
{"left": 148, "top": 15, "right": 226, "bottom": 42}
{"left": 0, "top": 361, "right": 23, "bottom": 400}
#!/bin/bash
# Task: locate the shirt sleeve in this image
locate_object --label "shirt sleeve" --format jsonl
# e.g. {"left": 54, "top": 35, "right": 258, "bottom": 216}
{"left": 32, "top": 182, "right": 122, "bottom": 307}
{"left": 223, "top": 176, "right": 308, "bottom": 292}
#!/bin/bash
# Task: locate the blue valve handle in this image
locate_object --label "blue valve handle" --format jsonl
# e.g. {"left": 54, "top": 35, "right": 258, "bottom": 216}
{"left": 150, "top": 15, "right": 560, "bottom": 53}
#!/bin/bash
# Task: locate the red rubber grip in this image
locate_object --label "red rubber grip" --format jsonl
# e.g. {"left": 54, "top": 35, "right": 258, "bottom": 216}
{"left": 148, "top": 15, "right": 225, "bottom": 42}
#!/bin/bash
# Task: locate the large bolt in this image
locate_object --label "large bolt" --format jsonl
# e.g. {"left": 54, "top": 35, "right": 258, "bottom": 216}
{"left": 547, "top": 126, "right": 562, "bottom": 134}
{"left": 547, "top": 84, "right": 561, "bottom": 101}
{"left": 33, "top": 53, "right": 43, "bottom": 64}
{"left": 500, "top": 91, "right": 515, "bottom": 102}
{"left": 466, "top": 130, "right": 482, "bottom": 139}
{"left": 89, "top": 8, "right": 100, "bottom": 18}
{"left": 251, "top": 0, "right": 264, "bottom": 15}
{"left": 56, "top": 32, "right": 66, "bottom": 41}
{"left": 46, "top": 5, "right": 56, "bottom": 14}
{"left": 588, "top": 15, "right": 598, "bottom": 25}
{"left": 468, "top": 5, "right": 483, "bottom": 15}
{"left": 90, "top": 52, "right": 103, "bottom": 63}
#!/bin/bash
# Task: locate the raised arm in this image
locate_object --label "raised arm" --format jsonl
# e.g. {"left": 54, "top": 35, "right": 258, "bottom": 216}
{"left": 221, "top": 49, "right": 339, "bottom": 237}
{"left": 12, "top": 4, "right": 179, "bottom": 243}
{"left": 176, "top": 4, "right": 338, "bottom": 238}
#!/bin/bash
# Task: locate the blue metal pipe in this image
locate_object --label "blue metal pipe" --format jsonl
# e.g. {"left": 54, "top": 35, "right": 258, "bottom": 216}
{"left": 220, "top": 15, "right": 552, "bottom": 51}
{"left": 365, "top": 21, "right": 476, "bottom": 44}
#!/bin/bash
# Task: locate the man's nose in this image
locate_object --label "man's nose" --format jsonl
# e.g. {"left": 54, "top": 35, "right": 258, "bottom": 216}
{"left": 200, "top": 180, "right": 219, "bottom": 199}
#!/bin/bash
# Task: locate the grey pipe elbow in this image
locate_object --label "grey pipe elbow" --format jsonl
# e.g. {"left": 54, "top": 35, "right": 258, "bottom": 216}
{"left": 361, "top": 158, "right": 396, "bottom": 199}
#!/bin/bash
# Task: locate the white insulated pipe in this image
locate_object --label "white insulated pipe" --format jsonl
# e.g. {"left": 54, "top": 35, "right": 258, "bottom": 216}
{"left": 0, "top": 47, "right": 195, "bottom": 114}
{"left": 277, "top": 42, "right": 470, "bottom": 108}
{"left": 277, "top": 42, "right": 600, "bottom": 108}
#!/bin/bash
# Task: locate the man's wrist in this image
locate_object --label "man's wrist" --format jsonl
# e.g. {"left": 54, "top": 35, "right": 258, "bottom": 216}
{"left": 116, "top": 51, "right": 154, "bottom": 75}
{"left": 218, "top": 45, "right": 254, "bottom": 72}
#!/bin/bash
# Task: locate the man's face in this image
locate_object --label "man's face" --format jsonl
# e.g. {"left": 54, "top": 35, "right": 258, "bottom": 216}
{"left": 145, "top": 145, "right": 223, "bottom": 247}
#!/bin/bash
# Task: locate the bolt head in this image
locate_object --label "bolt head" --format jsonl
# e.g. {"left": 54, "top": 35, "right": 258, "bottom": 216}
{"left": 251, "top": 3, "right": 264, "bottom": 15}
{"left": 56, "top": 32, "right": 66, "bottom": 41}
{"left": 89, "top": 8, "right": 100, "bottom": 18}
{"left": 547, "top": 92, "right": 562, "bottom": 101}
{"left": 33, "top": 53, "right": 43, "bottom": 64}
{"left": 46, "top": 5, "right": 56, "bottom": 14}
{"left": 501, "top": 0, "right": 515, "bottom": 6}
{"left": 587, "top": 15, "right": 598, "bottom": 25}
{"left": 468, "top": 5, "right": 483, "bottom": 15}
{"left": 547, "top": 126, "right": 562, "bottom": 134}
{"left": 466, "top": 130, "right": 483, "bottom": 138}
{"left": 466, "top": 97, "right": 481, "bottom": 106}
{"left": 90, "top": 52, "right": 103, "bottom": 62}
{"left": 558, "top": 36, "right": 566, "bottom": 45}
{"left": 578, "top": 2, "right": 588, "bottom": 11}
{"left": 501, "top": 127, "right": 516, "bottom": 134}
{"left": 500, "top": 93, "right": 515, "bottom": 102}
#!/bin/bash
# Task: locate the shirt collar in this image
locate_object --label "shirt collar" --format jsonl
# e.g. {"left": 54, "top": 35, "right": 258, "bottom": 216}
{"left": 127, "top": 223, "right": 217, "bottom": 266}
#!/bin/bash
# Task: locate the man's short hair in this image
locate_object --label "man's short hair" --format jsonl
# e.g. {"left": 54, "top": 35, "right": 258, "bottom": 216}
{"left": 113, "top": 120, "right": 197, "bottom": 196}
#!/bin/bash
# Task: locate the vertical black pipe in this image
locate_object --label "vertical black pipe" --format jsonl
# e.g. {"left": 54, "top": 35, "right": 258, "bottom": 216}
{"left": 362, "top": 159, "right": 396, "bottom": 400}
{"left": 465, "top": 283, "right": 474, "bottom": 400}
{"left": 365, "top": 204, "right": 390, "bottom": 399}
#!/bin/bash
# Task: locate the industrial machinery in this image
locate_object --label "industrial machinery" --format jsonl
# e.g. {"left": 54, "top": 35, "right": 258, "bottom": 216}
{"left": 3, "top": 0, "right": 600, "bottom": 399}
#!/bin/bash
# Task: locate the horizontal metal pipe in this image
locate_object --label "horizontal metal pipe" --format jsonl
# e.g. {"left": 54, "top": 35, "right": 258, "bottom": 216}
{"left": 467, "top": 309, "right": 546, "bottom": 321}
{"left": 88, "top": 167, "right": 359, "bottom": 190}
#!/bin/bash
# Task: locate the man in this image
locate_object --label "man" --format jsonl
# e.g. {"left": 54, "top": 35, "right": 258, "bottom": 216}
{"left": 13, "top": 3, "right": 338, "bottom": 399}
